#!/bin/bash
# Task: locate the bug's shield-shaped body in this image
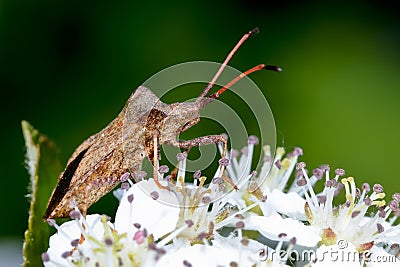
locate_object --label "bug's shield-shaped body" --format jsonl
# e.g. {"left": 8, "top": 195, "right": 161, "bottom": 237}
{"left": 44, "top": 28, "right": 272, "bottom": 219}
{"left": 44, "top": 86, "right": 200, "bottom": 219}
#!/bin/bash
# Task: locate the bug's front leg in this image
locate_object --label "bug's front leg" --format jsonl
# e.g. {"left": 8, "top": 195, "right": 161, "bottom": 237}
{"left": 167, "top": 135, "right": 237, "bottom": 190}
{"left": 152, "top": 133, "right": 170, "bottom": 190}
{"left": 167, "top": 134, "right": 228, "bottom": 158}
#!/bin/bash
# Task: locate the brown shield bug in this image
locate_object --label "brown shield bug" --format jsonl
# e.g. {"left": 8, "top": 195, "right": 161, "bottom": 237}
{"left": 44, "top": 27, "right": 281, "bottom": 219}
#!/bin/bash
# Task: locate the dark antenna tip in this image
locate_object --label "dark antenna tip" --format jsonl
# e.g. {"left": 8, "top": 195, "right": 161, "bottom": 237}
{"left": 249, "top": 27, "right": 260, "bottom": 36}
{"left": 263, "top": 65, "right": 282, "bottom": 72}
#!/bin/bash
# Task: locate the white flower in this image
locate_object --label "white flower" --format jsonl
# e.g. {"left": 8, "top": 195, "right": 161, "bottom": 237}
{"left": 250, "top": 164, "right": 399, "bottom": 265}
{"left": 115, "top": 153, "right": 257, "bottom": 248}
{"left": 114, "top": 178, "right": 180, "bottom": 240}
{"left": 41, "top": 136, "right": 400, "bottom": 267}
{"left": 44, "top": 214, "right": 109, "bottom": 267}
{"left": 244, "top": 213, "right": 321, "bottom": 247}
{"left": 155, "top": 244, "right": 251, "bottom": 267}
{"left": 156, "top": 237, "right": 290, "bottom": 267}
{"left": 296, "top": 163, "right": 400, "bottom": 253}
{"left": 222, "top": 142, "right": 306, "bottom": 218}
{"left": 225, "top": 140, "right": 400, "bottom": 265}
{"left": 43, "top": 209, "right": 164, "bottom": 266}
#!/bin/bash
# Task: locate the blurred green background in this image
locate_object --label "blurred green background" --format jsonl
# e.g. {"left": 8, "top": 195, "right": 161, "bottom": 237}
{"left": 1, "top": 0, "right": 399, "bottom": 247}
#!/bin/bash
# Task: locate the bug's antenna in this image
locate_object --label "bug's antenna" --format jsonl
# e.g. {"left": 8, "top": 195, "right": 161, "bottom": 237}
{"left": 196, "top": 27, "right": 260, "bottom": 104}
{"left": 200, "top": 64, "right": 282, "bottom": 108}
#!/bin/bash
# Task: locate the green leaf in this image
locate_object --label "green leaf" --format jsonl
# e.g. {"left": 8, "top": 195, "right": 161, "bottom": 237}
{"left": 21, "top": 121, "right": 62, "bottom": 267}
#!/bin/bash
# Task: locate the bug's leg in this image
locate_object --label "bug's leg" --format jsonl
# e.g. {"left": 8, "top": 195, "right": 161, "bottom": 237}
{"left": 222, "top": 171, "right": 238, "bottom": 190}
{"left": 183, "top": 135, "right": 227, "bottom": 161}
{"left": 168, "top": 167, "right": 177, "bottom": 185}
{"left": 152, "top": 133, "right": 170, "bottom": 190}
{"left": 83, "top": 186, "right": 90, "bottom": 218}
{"left": 166, "top": 135, "right": 227, "bottom": 165}
{"left": 168, "top": 134, "right": 227, "bottom": 152}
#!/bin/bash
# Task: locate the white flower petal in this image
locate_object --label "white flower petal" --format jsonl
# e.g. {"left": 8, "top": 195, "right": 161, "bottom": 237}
{"left": 212, "top": 234, "right": 264, "bottom": 256}
{"left": 311, "top": 243, "right": 361, "bottom": 267}
{"left": 115, "top": 179, "right": 180, "bottom": 239}
{"left": 262, "top": 189, "right": 306, "bottom": 220}
{"left": 45, "top": 214, "right": 105, "bottom": 266}
{"left": 155, "top": 243, "right": 266, "bottom": 267}
{"left": 245, "top": 214, "right": 321, "bottom": 247}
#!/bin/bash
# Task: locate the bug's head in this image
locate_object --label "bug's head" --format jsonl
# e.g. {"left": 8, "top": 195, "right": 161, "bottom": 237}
{"left": 163, "top": 101, "right": 201, "bottom": 136}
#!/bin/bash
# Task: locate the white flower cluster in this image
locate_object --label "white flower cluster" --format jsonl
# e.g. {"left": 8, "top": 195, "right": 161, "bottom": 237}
{"left": 42, "top": 136, "right": 400, "bottom": 267}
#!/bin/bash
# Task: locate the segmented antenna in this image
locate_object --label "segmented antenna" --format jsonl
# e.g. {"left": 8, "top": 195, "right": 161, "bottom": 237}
{"left": 196, "top": 27, "right": 260, "bottom": 103}
{"left": 200, "top": 64, "right": 282, "bottom": 108}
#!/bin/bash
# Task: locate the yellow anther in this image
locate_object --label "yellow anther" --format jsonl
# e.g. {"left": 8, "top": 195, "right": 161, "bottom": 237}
{"left": 199, "top": 177, "right": 207, "bottom": 187}
{"left": 281, "top": 158, "right": 290, "bottom": 168}
{"left": 346, "top": 194, "right": 353, "bottom": 202}
{"left": 276, "top": 147, "right": 285, "bottom": 156}
{"left": 178, "top": 176, "right": 185, "bottom": 187}
{"left": 376, "top": 200, "right": 386, "bottom": 207}
{"left": 376, "top": 193, "right": 386, "bottom": 199}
